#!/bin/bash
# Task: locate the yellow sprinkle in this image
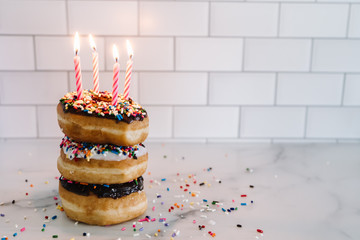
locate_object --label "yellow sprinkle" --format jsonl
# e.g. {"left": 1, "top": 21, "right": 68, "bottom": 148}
{"left": 154, "top": 233, "right": 158, "bottom": 237}
{"left": 149, "top": 185, "right": 153, "bottom": 188}
{"left": 208, "top": 184, "right": 211, "bottom": 187}
{"left": 185, "top": 179, "right": 188, "bottom": 183}
{"left": 44, "top": 181, "right": 49, "bottom": 184}
{"left": 190, "top": 202, "right": 194, "bottom": 205}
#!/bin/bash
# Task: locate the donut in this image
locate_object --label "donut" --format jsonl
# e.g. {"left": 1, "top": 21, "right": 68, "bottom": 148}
{"left": 57, "top": 90, "right": 149, "bottom": 146}
{"left": 57, "top": 136, "right": 148, "bottom": 184}
{"left": 59, "top": 176, "right": 147, "bottom": 225}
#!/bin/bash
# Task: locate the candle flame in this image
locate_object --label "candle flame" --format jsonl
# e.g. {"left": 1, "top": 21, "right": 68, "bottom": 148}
{"left": 113, "top": 45, "right": 119, "bottom": 62}
{"left": 89, "top": 34, "right": 96, "bottom": 51}
{"left": 126, "top": 40, "right": 133, "bottom": 58}
{"left": 74, "top": 32, "right": 80, "bottom": 55}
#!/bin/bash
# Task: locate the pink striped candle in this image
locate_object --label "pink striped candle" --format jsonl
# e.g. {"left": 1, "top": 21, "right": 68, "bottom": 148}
{"left": 112, "top": 45, "right": 120, "bottom": 106}
{"left": 89, "top": 34, "right": 99, "bottom": 93}
{"left": 123, "top": 40, "right": 133, "bottom": 100}
{"left": 74, "top": 32, "right": 83, "bottom": 99}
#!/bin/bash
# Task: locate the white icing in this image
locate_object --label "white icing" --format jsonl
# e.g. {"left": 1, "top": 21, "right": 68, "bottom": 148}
{"left": 61, "top": 142, "right": 147, "bottom": 161}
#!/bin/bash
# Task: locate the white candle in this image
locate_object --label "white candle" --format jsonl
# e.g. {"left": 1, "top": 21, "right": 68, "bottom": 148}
{"left": 123, "top": 40, "right": 133, "bottom": 100}
{"left": 89, "top": 34, "right": 99, "bottom": 93}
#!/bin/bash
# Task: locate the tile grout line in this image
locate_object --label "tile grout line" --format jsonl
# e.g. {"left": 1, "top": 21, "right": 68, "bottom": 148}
{"left": 309, "top": 38, "right": 314, "bottom": 72}
{"left": 303, "top": 106, "right": 308, "bottom": 138}
{"left": 206, "top": 72, "right": 210, "bottom": 105}
{"left": 65, "top": 0, "right": 70, "bottom": 35}
{"left": 67, "top": 71, "right": 71, "bottom": 92}
{"left": 138, "top": 72, "right": 141, "bottom": 103}
{"left": 35, "top": 105, "right": 40, "bottom": 138}
{"left": 346, "top": 3, "right": 352, "bottom": 38}
{"left": 104, "top": 38, "right": 108, "bottom": 72}
{"left": 274, "top": 73, "right": 278, "bottom": 105}
{"left": 32, "top": 36, "right": 37, "bottom": 71}
{"left": 171, "top": 106, "right": 175, "bottom": 139}
{"left": 1, "top": 69, "right": 360, "bottom": 74}
{"left": 277, "top": 3, "right": 281, "bottom": 37}
{"left": 208, "top": 2, "right": 211, "bottom": 37}
{"left": 241, "top": 38, "right": 246, "bottom": 71}
{"left": 173, "top": 37, "right": 176, "bottom": 71}
{"left": 238, "top": 106, "right": 241, "bottom": 138}
{"left": 137, "top": 0, "right": 140, "bottom": 36}
{"left": 341, "top": 73, "right": 346, "bottom": 106}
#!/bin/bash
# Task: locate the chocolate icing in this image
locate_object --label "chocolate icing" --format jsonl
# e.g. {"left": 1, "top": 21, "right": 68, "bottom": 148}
{"left": 60, "top": 102, "right": 145, "bottom": 124}
{"left": 60, "top": 176, "right": 144, "bottom": 199}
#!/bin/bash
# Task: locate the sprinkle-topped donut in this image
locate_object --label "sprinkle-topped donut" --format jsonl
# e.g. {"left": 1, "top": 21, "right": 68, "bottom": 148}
{"left": 59, "top": 90, "right": 147, "bottom": 124}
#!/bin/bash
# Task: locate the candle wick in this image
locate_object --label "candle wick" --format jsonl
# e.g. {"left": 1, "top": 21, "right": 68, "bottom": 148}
{"left": 75, "top": 49, "right": 79, "bottom": 55}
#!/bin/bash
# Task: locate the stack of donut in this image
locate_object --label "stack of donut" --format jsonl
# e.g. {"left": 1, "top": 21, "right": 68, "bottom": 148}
{"left": 56, "top": 90, "right": 149, "bottom": 225}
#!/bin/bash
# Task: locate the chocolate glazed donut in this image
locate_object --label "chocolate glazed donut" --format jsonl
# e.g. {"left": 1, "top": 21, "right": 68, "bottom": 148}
{"left": 57, "top": 103, "right": 149, "bottom": 146}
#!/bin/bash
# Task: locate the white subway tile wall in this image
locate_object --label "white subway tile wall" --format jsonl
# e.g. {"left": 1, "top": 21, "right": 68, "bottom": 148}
{"left": 0, "top": 0, "right": 359, "bottom": 143}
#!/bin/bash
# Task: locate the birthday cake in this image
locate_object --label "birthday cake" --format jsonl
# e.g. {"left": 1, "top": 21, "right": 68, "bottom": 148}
{"left": 57, "top": 90, "right": 149, "bottom": 225}
{"left": 56, "top": 33, "right": 149, "bottom": 225}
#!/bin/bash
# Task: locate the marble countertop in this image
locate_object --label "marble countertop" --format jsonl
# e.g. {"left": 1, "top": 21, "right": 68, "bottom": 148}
{"left": 0, "top": 140, "right": 359, "bottom": 240}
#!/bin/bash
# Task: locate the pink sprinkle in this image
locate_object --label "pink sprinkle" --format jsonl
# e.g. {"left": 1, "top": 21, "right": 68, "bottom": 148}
{"left": 67, "top": 181, "right": 73, "bottom": 183}
{"left": 149, "top": 180, "right": 153, "bottom": 183}
{"left": 152, "top": 206, "right": 155, "bottom": 211}
{"left": 121, "top": 227, "right": 126, "bottom": 231}
{"left": 133, "top": 224, "right": 136, "bottom": 228}
{"left": 54, "top": 177, "right": 59, "bottom": 180}
{"left": 232, "top": 199, "right": 235, "bottom": 203}
{"left": 54, "top": 197, "right": 58, "bottom": 200}
{"left": 151, "top": 218, "right": 156, "bottom": 222}
{"left": 138, "top": 219, "right": 147, "bottom": 222}
{"left": 20, "top": 227, "right": 25, "bottom": 232}
{"left": 193, "top": 220, "right": 196, "bottom": 224}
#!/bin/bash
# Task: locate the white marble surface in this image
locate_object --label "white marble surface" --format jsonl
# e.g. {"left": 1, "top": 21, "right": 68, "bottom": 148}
{"left": 0, "top": 140, "right": 359, "bottom": 240}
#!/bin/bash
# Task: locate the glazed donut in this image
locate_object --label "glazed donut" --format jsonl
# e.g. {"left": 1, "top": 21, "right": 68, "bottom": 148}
{"left": 57, "top": 90, "right": 149, "bottom": 146}
{"left": 57, "top": 136, "right": 148, "bottom": 184}
{"left": 59, "top": 177, "right": 147, "bottom": 225}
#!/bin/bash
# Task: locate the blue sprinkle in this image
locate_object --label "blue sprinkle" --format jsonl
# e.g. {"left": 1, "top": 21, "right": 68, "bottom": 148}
{"left": 164, "top": 223, "right": 169, "bottom": 227}
{"left": 221, "top": 208, "right": 226, "bottom": 212}
{"left": 227, "top": 209, "right": 231, "bottom": 212}
{"left": 167, "top": 188, "right": 170, "bottom": 191}
{"left": 139, "top": 227, "right": 144, "bottom": 231}
{"left": 13, "top": 233, "right": 17, "bottom": 237}
{"left": 83, "top": 233, "right": 87, "bottom": 236}
{"left": 161, "top": 178, "right": 166, "bottom": 181}
{"left": 2, "top": 237, "right": 7, "bottom": 240}
{"left": 43, "top": 224, "right": 46, "bottom": 228}
{"left": 172, "top": 233, "right": 176, "bottom": 237}
{"left": 157, "top": 195, "right": 162, "bottom": 198}
{"left": 116, "top": 114, "right": 123, "bottom": 121}
{"left": 103, "top": 185, "right": 110, "bottom": 188}
{"left": 51, "top": 215, "right": 57, "bottom": 220}
{"left": 203, "top": 199, "right": 208, "bottom": 202}
{"left": 0, "top": 213, "right": 4, "bottom": 217}
{"left": 230, "top": 207, "right": 235, "bottom": 211}
{"left": 241, "top": 203, "right": 247, "bottom": 206}
{"left": 161, "top": 202, "right": 164, "bottom": 205}
{"left": 159, "top": 219, "right": 164, "bottom": 222}
{"left": 251, "top": 200, "right": 254, "bottom": 204}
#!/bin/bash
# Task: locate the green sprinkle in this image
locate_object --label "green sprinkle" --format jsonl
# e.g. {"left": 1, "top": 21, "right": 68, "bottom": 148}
{"left": 52, "top": 235, "right": 58, "bottom": 238}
